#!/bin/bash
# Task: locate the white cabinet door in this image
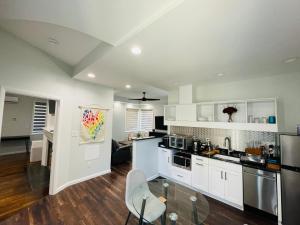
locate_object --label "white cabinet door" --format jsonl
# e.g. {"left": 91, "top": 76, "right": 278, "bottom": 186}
{"left": 209, "top": 165, "right": 225, "bottom": 199}
{"left": 176, "top": 105, "right": 196, "bottom": 121}
{"left": 171, "top": 166, "right": 192, "bottom": 185}
{"left": 164, "top": 106, "right": 176, "bottom": 121}
{"left": 192, "top": 162, "right": 209, "bottom": 192}
{"left": 158, "top": 148, "right": 171, "bottom": 177}
{"left": 224, "top": 169, "right": 243, "bottom": 206}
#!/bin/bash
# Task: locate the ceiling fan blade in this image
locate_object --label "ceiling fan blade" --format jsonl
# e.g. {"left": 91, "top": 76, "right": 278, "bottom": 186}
{"left": 144, "top": 98, "right": 161, "bottom": 101}
{"left": 128, "top": 98, "right": 143, "bottom": 101}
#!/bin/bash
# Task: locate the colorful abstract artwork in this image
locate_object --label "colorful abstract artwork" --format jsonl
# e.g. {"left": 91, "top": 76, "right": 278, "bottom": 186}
{"left": 80, "top": 107, "right": 106, "bottom": 144}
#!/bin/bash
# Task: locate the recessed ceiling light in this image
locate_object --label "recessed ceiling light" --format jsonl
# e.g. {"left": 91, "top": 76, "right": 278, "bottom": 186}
{"left": 284, "top": 57, "right": 298, "bottom": 64}
{"left": 47, "top": 37, "right": 59, "bottom": 45}
{"left": 87, "top": 73, "right": 96, "bottom": 78}
{"left": 217, "top": 73, "right": 225, "bottom": 77}
{"left": 131, "top": 46, "right": 142, "bottom": 55}
{"left": 125, "top": 84, "right": 131, "bottom": 89}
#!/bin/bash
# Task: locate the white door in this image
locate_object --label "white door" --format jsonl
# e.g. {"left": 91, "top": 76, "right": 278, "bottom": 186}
{"left": 209, "top": 165, "right": 225, "bottom": 198}
{"left": 192, "top": 162, "right": 209, "bottom": 192}
{"left": 224, "top": 169, "right": 243, "bottom": 206}
{"left": 158, "top": 148, "right": 171, "bottom": 177}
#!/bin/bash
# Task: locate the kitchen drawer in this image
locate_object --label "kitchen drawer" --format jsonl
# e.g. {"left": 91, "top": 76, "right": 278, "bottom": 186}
{"left": 192, "top": 155, "right": 209, "bottom": 165}
{"left": 171, "top": 166, "right": 192, "bottom": 185}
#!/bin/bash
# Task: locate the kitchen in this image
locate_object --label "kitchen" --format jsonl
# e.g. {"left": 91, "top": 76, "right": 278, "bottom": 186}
{"left": 132, "top": 85, "right": 300, "bottom": 225}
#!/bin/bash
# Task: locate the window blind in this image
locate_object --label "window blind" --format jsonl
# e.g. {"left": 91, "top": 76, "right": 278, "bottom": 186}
{"left": 32, "top": 101, "right": 47, "bottom": 134}
{"left": 140, "top": 109, "right": 154, "bottom": 131}
{"left": 126, "top": 108, "right": 139, "bottom": 131}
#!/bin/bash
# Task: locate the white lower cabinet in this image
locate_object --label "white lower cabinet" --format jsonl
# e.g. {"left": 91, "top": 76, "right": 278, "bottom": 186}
{"left": 171, "top": 166, "right": 192, "bottom": 185}
{"left": 209, "top": 165, "right": 225, "bottom": 198}
{"left": 158, "top": 147, "right": 172, "bottom": 177}
{"left": 224, "top": 169, "right": 243, "bottom": 206}
{"left": 191, "top": 156, "right": 209, "bottom": 192}
{"left": 209, "top": 159, "right": 243, "bottom": 207}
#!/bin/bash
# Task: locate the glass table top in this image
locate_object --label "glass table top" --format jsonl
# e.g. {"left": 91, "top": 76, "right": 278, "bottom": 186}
{"left": 132, "top": 178, "right": 209, "bottom": 225}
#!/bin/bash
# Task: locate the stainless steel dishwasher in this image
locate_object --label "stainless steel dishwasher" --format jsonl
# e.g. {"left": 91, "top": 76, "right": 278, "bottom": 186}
{"left": 243, "top": 166, "right": 278, "bottom": 215}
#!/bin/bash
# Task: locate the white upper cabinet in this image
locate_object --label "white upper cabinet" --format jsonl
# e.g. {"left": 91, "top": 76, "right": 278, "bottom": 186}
{"left": 164, "top": 105, "right": 176, "bottom": 121}
{"left": 164, "top": 98, "right": 278, "bottom": 132}
{"left": 176, "top": 104, "right": 197, "bottom": 121}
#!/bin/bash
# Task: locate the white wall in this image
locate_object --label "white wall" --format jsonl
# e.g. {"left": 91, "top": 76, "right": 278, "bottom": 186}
{"left": 2, "top": 94, "right": 35, "bottom": 137}
{"left": 112, "top": 99, "right": 166, "bottom": 141}
{"left": 168, "top": 73, "right": 300, "bottom": 132}
{"left": 0, "top": 29, "right": 114, "bottom": 193}
{"left": 0, "top": 87, "right": 5, "bottom": 139}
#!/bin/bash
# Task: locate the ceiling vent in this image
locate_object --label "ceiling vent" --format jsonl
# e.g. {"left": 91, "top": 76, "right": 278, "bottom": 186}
{"left": 5, "top": 96, "right": 19, "bottom": 103}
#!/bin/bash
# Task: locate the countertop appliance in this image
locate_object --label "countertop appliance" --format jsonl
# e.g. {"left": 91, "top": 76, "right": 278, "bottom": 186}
{"left": 169, "top": 135, "right": 192, "bottom": 150}
{"left": 243, "top": 167, "right": 277, "bottom": 215}
{"left": 173, "top": 152, "right": 191, "bottom": 170}
{"left": 280, "top": 134, "right": 300, "bottom": 225}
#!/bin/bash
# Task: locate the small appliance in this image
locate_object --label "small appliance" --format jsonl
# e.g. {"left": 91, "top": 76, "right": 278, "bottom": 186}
{"left": 173, "top": 152, "right": 191, "bottom": 170}
{"left": 169, "top": 135, "right": 192, "bottom": 150}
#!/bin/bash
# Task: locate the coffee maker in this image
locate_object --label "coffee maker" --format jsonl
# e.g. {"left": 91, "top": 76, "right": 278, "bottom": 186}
{"left": 192, "top": 137, "right": 201, "bottom": 152}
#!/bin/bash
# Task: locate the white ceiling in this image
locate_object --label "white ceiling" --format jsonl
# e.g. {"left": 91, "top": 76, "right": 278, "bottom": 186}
{"left": 0, "top": 20, "right": 102, "bottom": 65}
{"left": 1, "top": 0, "right": 300, "bottom": 98}
{"left": 76, "top": 0, "right": 300, "bottom": 92}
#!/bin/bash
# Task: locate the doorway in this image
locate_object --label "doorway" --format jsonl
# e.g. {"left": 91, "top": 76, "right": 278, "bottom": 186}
{"left": 0, "top": 87, "right": 60, "bottom": 220}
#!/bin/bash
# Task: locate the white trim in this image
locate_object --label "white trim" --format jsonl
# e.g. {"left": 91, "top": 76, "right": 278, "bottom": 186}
{"left": 0, "top": 86, "right": 62, "bottom": 196}
{"left": 0, "top": 150, "right": 26, "bottom": 156}
{"left": 53, "top": 169, "right": 111, "bottom": 195}
{"left": 146, "top": 174, "right": 159, "bottom": 181}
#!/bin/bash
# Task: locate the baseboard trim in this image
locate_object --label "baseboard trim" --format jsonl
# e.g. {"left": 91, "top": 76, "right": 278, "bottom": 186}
{"left": 0, "top": 150, "right": 26, "bottom": 156}
{"left": 53, "top": 169, "right": 111, "bottom": 195}
{"left": 146, "top": 174, "right": 159, "bottom": 181}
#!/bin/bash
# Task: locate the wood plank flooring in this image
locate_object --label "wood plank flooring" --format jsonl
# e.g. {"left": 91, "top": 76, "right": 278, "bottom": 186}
{"left": 0, "top": 153, "right": 48, "bottom": 221}
{"left": 0, "top": 162, "right": 277, "bottom": 225}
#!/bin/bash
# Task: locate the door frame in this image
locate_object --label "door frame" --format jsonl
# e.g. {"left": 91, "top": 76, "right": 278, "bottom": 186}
{"left": 0, "top": 85, "right": 62, "bottom": 195}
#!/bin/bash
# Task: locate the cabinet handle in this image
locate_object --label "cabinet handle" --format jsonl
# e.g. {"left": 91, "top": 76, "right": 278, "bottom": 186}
{"left": 168, "top": 157, "right": 169, "bottom": 163}
{"left": 196, "top": 158, "right": 203, "bottom": 161}
{"left": 225, "top": 172, "right": 227, "bottom": 180}
{"left": 221, "top": 171, "right": 223, "bottom": 179}
{"left": 163, "top": 150, "right": 167, "bottom": 152}
{"left": 196, "top": 163, "right": 204, "bottom": 166}
{"left": 177, "top": 174, "right": 183, "bottom": 178}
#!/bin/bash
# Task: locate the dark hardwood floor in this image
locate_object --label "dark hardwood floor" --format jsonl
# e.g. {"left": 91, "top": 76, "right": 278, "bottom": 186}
{"left": 0, "top": 153, "right": 49, "bottom": 221}
{"left": 0, "top": 162, "right": 277, "bottom": 225}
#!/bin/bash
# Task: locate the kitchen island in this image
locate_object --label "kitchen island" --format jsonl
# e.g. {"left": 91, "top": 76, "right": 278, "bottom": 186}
{"left": 131, "top": 137, "right": 162, "bottom": 180}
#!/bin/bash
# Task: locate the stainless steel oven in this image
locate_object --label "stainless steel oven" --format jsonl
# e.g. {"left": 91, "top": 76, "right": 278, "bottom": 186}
{"left": 173, "top": 152, "right": 191, "bottom": 170}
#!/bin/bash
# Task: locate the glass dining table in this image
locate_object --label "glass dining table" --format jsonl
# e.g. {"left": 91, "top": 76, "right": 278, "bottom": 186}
{"left": 132, "top": 178, "right": 209, "bottom": 225}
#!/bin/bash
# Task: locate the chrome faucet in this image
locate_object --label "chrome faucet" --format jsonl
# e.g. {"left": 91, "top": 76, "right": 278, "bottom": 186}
{"left": 224, "top": 137, "right": 232, "bottom": 155}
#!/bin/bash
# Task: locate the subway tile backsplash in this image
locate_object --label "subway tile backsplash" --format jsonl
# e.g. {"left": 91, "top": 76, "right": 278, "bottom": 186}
{"left": 170, "top": 126, "right": 276, "bottom": 152}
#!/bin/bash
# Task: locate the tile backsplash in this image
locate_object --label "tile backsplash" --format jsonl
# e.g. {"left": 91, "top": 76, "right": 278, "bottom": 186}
{"left": 170, "top": 126, "right": 276, "bottom": 152}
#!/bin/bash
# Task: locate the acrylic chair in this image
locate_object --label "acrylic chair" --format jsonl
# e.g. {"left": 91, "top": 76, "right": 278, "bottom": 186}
{"left": 125, "top": 169, "right": 166, "bottom": 225}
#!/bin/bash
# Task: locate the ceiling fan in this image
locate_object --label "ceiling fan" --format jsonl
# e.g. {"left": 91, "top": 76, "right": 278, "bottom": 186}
{"left": 128, "top": 92, "right": 160, "bottom": 101}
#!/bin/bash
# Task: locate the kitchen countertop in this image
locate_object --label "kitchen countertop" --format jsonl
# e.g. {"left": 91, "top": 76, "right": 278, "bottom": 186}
{"left": 131, "top": 136, "right": 157, "bottom": 141}
{"left": 158, "top": 145, "right": 281, "bottom": 173}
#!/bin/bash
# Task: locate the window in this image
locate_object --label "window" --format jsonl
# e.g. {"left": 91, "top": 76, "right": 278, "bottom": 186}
{"left": 32, "top": 101, "right": 47, "bottom": 134}
{"left": 140, "top": 109, "right": 154, "bottom": 131}
{"left": 126, "top": 108, "right": 139, "bottom": 131}
{"left": 125, "top": 108, "right": 154, "bottom": 132}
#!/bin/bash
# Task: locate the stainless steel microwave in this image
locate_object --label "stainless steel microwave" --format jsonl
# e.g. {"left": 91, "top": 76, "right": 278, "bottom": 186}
{"left": 169, "top": 135, "right": 192, "bottom": 150}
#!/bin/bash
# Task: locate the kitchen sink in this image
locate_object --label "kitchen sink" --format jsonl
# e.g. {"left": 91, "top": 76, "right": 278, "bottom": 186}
{"left": 213, "top": 154, "right": 240, "bottom": 162}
